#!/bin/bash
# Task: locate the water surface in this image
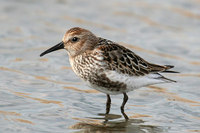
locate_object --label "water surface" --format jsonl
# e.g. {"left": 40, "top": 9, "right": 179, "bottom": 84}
{"left": 0, "top": 0, "right": 200, "bottom": 132}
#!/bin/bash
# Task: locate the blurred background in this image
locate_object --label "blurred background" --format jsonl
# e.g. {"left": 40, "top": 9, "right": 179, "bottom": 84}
{"left": 0, "top": 0, "right": 200, "bottom": 133}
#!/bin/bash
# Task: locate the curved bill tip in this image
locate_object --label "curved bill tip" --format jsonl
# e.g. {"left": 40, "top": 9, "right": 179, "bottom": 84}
{"left": 40, "top": 41, "right": 64, "bottom": 57}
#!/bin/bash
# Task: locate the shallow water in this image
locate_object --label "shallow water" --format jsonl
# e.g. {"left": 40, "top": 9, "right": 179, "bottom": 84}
{"left": 0, "top": 0, "right": 200, "bottom": 132}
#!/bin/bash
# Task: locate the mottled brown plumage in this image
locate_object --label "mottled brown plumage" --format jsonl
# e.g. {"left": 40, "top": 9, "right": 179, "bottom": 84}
{"left": 95, "top": 37, "right": 175, "bottom": 76}
{"left": 40, "top": 27, "right": 177, "bottom": 120}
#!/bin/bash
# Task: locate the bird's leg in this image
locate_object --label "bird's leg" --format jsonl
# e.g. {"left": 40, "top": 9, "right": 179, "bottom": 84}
{"left": 106, "top": 94, "right": 111, "bottom": 114}
{"left": 121, "top": 93, "right": 129, "bottom": 120}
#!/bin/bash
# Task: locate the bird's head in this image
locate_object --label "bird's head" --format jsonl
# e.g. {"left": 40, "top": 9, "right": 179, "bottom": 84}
{"left": 40, "top": 27, "right": 98, "bottom": 57}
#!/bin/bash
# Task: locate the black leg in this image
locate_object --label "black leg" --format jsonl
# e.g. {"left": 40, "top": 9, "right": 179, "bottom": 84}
{"left": 106, "top": 94, "right": 111, "bottom": 114}
{"left": 121, "top": 93, "right": 129, "bottom": 120}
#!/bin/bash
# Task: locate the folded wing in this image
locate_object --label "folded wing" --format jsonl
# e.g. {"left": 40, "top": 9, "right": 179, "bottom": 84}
{"left": 95, "top": 38, "right": 178, "bottom": 79}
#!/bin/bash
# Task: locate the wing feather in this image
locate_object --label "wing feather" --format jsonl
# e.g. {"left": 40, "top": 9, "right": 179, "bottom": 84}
{"left": 95, "top": 38, "right": 176, "bottom": 76}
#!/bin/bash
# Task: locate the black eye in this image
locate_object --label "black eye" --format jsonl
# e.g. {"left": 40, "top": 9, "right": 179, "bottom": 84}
{"left": 71, "top": 37, "right": 79, "bottom": 42}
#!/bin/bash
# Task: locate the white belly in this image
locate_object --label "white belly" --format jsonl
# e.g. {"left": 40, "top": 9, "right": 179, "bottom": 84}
{"left": 104, "top": 71, "right": 166, "bottom": 93}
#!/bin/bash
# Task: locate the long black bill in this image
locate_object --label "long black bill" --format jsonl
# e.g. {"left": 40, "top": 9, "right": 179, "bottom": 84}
{"left": 40, "top": 41, "right": 64, "bottom": 57}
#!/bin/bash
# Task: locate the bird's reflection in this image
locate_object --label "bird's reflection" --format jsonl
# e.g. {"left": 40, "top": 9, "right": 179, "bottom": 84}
{"left": 70, "top": 113, "right": 165, "bottom": 133}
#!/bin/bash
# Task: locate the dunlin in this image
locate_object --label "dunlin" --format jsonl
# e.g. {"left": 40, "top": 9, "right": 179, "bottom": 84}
{"left": 40, "top": 27, "right": 177, "bottom": 120}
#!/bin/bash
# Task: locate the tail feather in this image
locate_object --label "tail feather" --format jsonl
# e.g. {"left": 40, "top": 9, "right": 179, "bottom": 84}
{"left": 156, "top": 73, "right": 177, "bottom": 83}
{"left": 149, "top": 64, "right": 178, "bottom": 73}
{"left": 163, "top": 65, "right": 179, "bottom": 73}
{"left": 164, "top": 65, "right": 174, "bottom": 69}
{"left": 160, "top": 76, "right": 177, "bottom": 82}
{"left": 162, "top": 70, "right": 179, "bottom": 73}
{"left": 148, "top": 64, "right": 178, "bottom": 82}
